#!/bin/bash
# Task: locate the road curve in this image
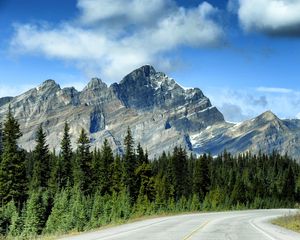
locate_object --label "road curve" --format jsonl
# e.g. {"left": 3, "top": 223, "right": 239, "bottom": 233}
{"left": 59, "top": 209, "right": 300, "bottom": 240}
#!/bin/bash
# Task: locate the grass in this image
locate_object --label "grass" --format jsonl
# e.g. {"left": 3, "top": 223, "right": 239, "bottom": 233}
{"left": 36, "top": 210, "right": 213, "bottom": 240}
{"left": 272, "top": 212, "right": 300, "bottom": 233}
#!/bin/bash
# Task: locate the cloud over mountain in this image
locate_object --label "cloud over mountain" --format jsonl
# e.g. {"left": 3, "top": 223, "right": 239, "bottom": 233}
{"left": 11, "top": 0, "right": 224, "bottom": 81}
{"left": 231, "top": 0, "right": 300, "bottom": 36}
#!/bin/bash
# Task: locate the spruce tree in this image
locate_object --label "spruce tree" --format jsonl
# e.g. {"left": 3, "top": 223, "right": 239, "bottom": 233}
{"left": 110, "top": 155, "right": 124, "bottom": 193}
{"left": 193, "top": 154, "right": 211, "bottom": 200}
{"left": 170, "top": 147, "right": 188, "bottom": 200}
{"left": 48, "top": 152, "right": 60, "bottom": 195}
{"left": 74, "top": 128, "right": 92, "bottom": 194}
{"left": 91, "top": 148, "right": 101, "bottom": 193}
{"left": 45, "top": 188, "right": 71, "bottom": 234}
{"left": 99, "top": 138, "right": 114, "bottom": 195}
{"left": 135, "top": 162, "right": 155, "bottom": 202}
{"left": 0, "top": 106, "right": 27, "bottom": 204}
{"left": 136, "top": 143, "right": 148, "bottom": 165}
{"left": 30, "top": 125, "right": 50, "bottom": 190}
{"left": 282, "top": 165, "right": 295, "bottom": 201}
{"left": 123, "top": 127, "right": 138, "bottom": 203}
{"left": 22, "top": 191, "right": 46, "bottom": 237}
{"left": 0, "top": 200, "right": 21, "bottom": 236}
{"left": 58, "top": 122, "right": 73, "bottom": 188}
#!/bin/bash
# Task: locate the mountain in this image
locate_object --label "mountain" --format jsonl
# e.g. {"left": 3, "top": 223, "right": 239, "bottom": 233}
{"left": 0, "top": 65, "right": 299, "bottom": 159}
{"left": 191, "top": 111, "right": 300, "bottom": 158}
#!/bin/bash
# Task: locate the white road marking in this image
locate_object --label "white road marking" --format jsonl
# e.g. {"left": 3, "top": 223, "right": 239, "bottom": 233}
{"left": 249, "top": 218, "right": 277, "bottom": 240}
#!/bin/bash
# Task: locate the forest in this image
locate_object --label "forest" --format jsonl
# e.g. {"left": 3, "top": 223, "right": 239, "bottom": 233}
{"left": 0, "top": 108, "right": 300, "bottom": 239}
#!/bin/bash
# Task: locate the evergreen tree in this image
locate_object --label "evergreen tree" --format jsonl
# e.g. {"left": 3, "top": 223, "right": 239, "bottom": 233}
{"left": 0, "top": 106, "right": 27, "bottom": 204}
{"left": 48, "top": 152, "right": 60, "bottom": 195}
{"left": 110, "top": 155, "right": 124, "bottom": 193}
{"left": 68, "top": 186, "right": 88, "bottom": 232}
{"left": 136, "top": 143, "right": 148, "bottom": 165}
{"left": 30, "top": 125, "right": 50, "bottom": 190}
{"left": 45, "top": 188, "right": 71, "bottom": 234}
{"left": 0, "top": 200, "right": 22, "bottom": 236}
{"left": 123, "top": 127, "right": 138, "bottom": 203}
{"left": 111, "top": 189, "right": 131, "bottom": 221}
{"left": 58, "top": 122, "right": 73, "bottom": 188}
{"left": 0, "top": 116, "right": 300, "bottom": 238}
{"left": 170, "top": 147, "right": 189, "bottom": 200}
{"left": 193, "top": 154, "right": 211, "bottom": 200}
{"left": 99, "top": 138, "right": 114, "bottom": 195}
{"left": 91, "top": 149, "right": 101, "bottom": 193}
{"left": 22, "top": 191, "right": 47, "bottom": 237}
{"left": 135, "top": 162, "right": 155, "bottom": 202}
{"left": 74, "top": 128, "right": 92, "bottom": 194}
{"left": 281, "top": 165, "right": 295, "bottom": 201}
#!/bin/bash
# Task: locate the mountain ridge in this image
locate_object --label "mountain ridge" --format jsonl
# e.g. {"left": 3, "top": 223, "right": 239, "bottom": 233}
{"left": 0, "top": 65, "right": 299, "bottom": 160}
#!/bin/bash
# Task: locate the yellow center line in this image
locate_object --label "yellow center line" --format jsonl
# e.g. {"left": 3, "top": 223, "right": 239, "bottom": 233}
{"left": 182, "top": 220, "right": 210, "bottom": 240}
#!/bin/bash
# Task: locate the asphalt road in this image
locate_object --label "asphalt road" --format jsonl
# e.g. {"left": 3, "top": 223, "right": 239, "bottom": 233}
{"left": 60, "top": 209, "right": 300, "bottom": 240}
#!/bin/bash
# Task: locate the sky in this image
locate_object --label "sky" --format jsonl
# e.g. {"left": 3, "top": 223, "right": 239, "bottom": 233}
{"left": 0, "top": 0, "right": 300, "bottom": 122}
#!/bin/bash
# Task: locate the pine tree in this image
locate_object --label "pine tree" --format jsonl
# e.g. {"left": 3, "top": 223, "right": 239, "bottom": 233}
{"left": 22, "top": 191, "right": 46, "bottom": 237}
{"left": 0, "top": 200, "right": 22, "bottom": 236}
{"left": 282, "top": 165, "right": 295, "bottom": 202}
{"left": 0, "top": 106, "right": 27, "bottom": 205}
{"left": 136, "top": 143, "right": 148, "bottom": 165}
{"left": 45, "top": 188, "right": 71, "bottom": 234}
{"left": 123, "top": 127, "right": 138, "bottom": 203}
{"left": 48, "top": 152, "right": 60, "bottom": 195}
{"left": 68, "top": 186, "right": 88, "bottom": 231}
{"left": 110, "top": 155, "right": 124, "bottom": 193}
{"left": 58, "top": 122, "right": 73, "bottom": 188}
{"left": 99, "top": 138, "right": 114, "bottom": 195}
{"left": 30, "top": 125, "right": 50, "bottom": 190}
{"left": 193, "top": 154, "right": 211, "bottom": 201}
{"left": 170, "top": 147, "right": 188, "bottom": 200}
{"left": 73, "top": 129, "right": 92, "bottom": 194}
{"left": 91, "top": 149, "right": 101, "bottom": 193}
{"left": 111, "top": 189, "right": 131, "bottom": 221}
{"left": 135, "top": 162, "right": 155, "bottom": 202}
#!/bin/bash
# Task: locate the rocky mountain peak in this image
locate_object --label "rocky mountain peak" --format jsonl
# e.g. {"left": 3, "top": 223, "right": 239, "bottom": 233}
{"left": 112, "top": 65, "right": 216, "bottom": 114}
{"left": 119, "top": 65, "right": 156, "bottom": 86}
{"left": 2, "top": 65, "right": 297, "bottom": 160}
{"left": 130, "top": 64, "right": 156, "bottom": 78}
{"left": 37, "top": 79, "right": 60, "bottom": 92}
{"left": 84, "top": 78, "right": 107, "bottom": 91}
{"left": 257, "top": 110, "right": 279, "bottom": 122}
{"left": 40, "top": 79, "right": 59, "bottom": 87}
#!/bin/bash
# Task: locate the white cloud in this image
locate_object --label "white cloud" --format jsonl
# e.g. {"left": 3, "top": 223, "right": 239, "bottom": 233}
{"left": 77, "top": 0, "right": 174, "bottom": 26}
{"left": 235, "top": 0, "right": 300, "bottom": 36}
{"left": 10, "top": 0, "right": 223, "bottom": 82}
{"left": 206, "top": 87, "right": 300, "bottom": 122}
{"left": 256, "top": 87, "right": 293, "bottom": 94}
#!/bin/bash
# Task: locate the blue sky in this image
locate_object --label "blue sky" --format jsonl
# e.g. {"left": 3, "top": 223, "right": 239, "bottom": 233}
{"left": 0, "top": 0, "right": 300, "bottom": 121}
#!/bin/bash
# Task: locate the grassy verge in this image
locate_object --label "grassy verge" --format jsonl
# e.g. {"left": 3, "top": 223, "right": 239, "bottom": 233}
{"left": 36, "top": 211, "right": 196, "bottom": 240}
{"left": 272, "top": 212, "right": 300, "bottom": 233}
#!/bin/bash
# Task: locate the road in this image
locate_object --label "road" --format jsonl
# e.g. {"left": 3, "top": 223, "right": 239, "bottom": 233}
{"left": 60, "top": 209, "right": 300, "bottom": 240}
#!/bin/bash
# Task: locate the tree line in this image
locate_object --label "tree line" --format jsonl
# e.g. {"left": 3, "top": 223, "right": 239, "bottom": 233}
{"left": 0, "top": 107, "right": 300, "bottom": 239}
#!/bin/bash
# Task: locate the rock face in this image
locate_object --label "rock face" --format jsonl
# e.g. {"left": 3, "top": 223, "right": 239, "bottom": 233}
{"left": 0, "top": 65, "right": 299, "bottom": 160}
{"left": 0, "top": 65, "right": 224, "bottom": 158}
{"left": 191, "top": 111, "right": 300, "bottom": 159}
{"left": 0, "top": 97, "right": 13, "bottom": 108}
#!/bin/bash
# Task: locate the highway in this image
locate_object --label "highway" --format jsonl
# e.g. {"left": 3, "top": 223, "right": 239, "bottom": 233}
{"left": 60, "top": 209, "right": 300, "bottom": 240}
